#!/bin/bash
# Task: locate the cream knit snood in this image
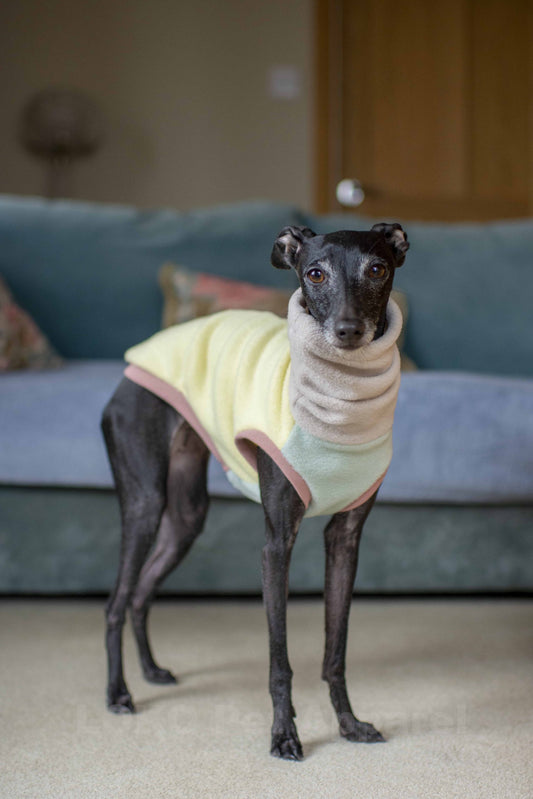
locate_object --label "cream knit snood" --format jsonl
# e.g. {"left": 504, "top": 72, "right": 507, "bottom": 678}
{"left": 287, "top": 289, "right": 403, "bottom": 445}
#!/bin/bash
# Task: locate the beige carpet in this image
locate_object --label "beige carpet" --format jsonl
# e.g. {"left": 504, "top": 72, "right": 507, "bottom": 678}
{"left": 0, "top": 599, "right": 532, "bottom": 799}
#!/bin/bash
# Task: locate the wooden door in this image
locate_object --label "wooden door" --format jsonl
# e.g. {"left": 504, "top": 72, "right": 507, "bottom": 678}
{"left": 315, "top": 0, "right": 533, "bottom": 220}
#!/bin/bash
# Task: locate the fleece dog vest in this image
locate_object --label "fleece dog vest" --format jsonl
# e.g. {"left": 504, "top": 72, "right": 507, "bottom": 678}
{"left": 124, "top": 289, "right": 403, "bottom": 518}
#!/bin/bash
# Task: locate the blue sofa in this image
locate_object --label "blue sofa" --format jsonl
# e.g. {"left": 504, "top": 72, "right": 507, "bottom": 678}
{"left": 1, "top": 195, "right": 532, "bottom": 593}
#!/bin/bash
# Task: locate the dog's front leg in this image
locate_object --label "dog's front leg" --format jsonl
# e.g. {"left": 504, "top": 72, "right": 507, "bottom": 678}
{"left": 257, "top": 448, "right": 306, "bottom": 760}
{"left": 323, "top": 493, "right": 385, "bottom": 743}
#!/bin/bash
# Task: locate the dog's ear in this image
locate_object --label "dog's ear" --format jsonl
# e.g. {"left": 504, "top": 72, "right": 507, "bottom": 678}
{"left": 371, "top": 222, "right": 409, "bottom": 266}
{"left": 271, "top": 226, "right": 316, "bottom": 270}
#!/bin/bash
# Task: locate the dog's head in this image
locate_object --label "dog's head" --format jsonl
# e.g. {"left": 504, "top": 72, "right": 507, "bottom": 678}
{"left": 271, "top": 223, "right": 409, "bottom": 349}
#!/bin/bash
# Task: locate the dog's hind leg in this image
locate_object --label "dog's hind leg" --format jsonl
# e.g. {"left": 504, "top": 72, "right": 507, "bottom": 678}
{"left": 130, "top": 421, "right": 210, "bottom": 684}
{"left": 257, "top": 447, "right": 306, "bottom": 760}
{"left": 322, "top": 493, "right": 385, "bottom": 743}
{"left": 102, "top": 380, "right": 177, "bottom": 714}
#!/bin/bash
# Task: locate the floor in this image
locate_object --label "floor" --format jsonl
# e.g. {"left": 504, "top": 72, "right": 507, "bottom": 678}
{"left": 1, "top": 598, "right": 532, "bottom": 798}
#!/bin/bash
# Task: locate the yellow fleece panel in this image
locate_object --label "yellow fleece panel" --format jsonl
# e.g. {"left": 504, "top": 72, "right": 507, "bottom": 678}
{"left": 125, "top": 310, "right": 294, "bottom": 484}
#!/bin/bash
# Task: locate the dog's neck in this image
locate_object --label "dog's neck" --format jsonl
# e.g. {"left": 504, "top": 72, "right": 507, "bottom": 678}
{"left": 287, "top": 289, "right": 403, "bottom": 446}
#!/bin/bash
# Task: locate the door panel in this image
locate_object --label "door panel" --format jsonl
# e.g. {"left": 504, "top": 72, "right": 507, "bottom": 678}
{"left": 315, "top": 0, "right": 533, "bottom": 220}
{"left": 470, "top": 0, "right": 530, "bottom": 204}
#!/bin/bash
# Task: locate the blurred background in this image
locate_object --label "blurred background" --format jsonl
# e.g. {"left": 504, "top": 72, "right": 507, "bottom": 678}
{"left": 1, "top": 0, "right": 530, "bottom": 219}
{"left": 0, "top": 0, "right": 313, "bottom": 210}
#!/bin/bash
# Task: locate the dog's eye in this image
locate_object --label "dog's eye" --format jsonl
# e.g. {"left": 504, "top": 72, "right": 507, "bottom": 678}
{"left": 307, "top": 268, "right": 325, "bottom": 284}
{"left": 369, "top": 264, "right": 386, "bottom": 279}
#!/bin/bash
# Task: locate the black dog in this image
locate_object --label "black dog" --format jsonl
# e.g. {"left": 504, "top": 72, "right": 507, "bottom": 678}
{"left": 102, "top": 222, "right": 409, "bottom": 760}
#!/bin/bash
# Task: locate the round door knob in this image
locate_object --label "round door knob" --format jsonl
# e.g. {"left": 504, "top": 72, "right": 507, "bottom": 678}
{"left": 336, "top": 179, "right": 365, "bottom": 207}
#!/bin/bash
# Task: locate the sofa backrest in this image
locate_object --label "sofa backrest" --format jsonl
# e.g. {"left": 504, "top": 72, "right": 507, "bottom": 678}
{"left": 2, "top": 194, "right": 532, "bottom": 376}
{"left": 0, "top": 195, "right": 300, "bottom": 359}
{"left": 304, "top": 212, "right": 533, "bottom": 378}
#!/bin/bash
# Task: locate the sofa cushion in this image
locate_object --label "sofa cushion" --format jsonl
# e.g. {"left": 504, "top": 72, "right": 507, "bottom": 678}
{"left": 0, "top": 360, "right": 122, "bottom": 487}
{"left": 158, "top": 263, "right": 293, "bottom": 327}
{"left": 0, "top": 196, "right": 300, "bottom": 359}
{"left": 384, "top": 371, "right": 533, "bottom": 503}
{"left": 0, "top": 360, "right": 231, "bottom": 495}
{"left": 1, "top": 361, "right": 532, "bottom": 504}
{"left": 304, "top": 212, "right": 533, "bottom": 378}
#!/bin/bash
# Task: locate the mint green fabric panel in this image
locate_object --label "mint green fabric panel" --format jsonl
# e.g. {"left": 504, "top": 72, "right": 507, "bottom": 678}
{"left": 226, "top": 470, "right": 262, "bottom": 504}
{"left": 281, "top": 426, "right": 393, "bottom": 518}
{"left": 221, "top": 429, "right": 392, "bottom": 517}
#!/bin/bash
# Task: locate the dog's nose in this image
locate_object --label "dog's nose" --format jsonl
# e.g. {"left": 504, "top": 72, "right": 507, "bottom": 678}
{"left": 334, "top": 319, "right": 364, "bottom": 345}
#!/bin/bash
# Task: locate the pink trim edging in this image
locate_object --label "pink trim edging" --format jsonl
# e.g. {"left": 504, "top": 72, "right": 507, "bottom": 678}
{"left": 235, "top": 429, "right": 312, "bottom": 509}
{"left": 340, "top": 473, "right": 387, "bottom": 512}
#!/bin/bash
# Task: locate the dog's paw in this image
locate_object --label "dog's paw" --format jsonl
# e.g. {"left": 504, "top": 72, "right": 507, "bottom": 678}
{"left": 270, "top": 724, "right": 304, "bottom": 761}
{"left": 340, "top": 715, "right": 385, "bottom": 743}
{"left": 107, "top": 692, "right": 136, "bottom": 714}
{"left": 143, "top": 666, "right": 177, "bottom": 685}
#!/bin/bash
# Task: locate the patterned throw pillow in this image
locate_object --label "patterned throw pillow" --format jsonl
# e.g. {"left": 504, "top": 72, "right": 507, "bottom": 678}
{"left": 158, "top": 263, "right": 416, "bottom": 370}
{"left": 0, "top": 276, "right": 62, "bottom": 371}
{"left": 159, "top": 263, "right": 293, "bottom": 328}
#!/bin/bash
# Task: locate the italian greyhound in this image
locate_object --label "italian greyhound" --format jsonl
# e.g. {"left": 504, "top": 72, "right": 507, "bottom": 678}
{"left": 102, "top": 222, "right": 409, "bottom": 760}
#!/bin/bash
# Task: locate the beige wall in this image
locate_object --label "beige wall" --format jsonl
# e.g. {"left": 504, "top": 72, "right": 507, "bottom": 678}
{"left": 0, "top": 0, "right": 313, "bottom": 210}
